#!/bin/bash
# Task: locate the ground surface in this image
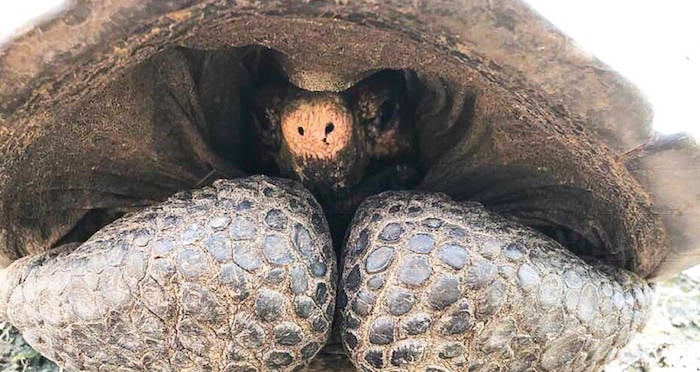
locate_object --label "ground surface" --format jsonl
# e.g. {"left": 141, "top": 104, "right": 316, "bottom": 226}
{"left": 604, "top": 266, "right": 700, "bottom": 372}
{"left": 2, "top": 267, "right": 699, "bottom": 372}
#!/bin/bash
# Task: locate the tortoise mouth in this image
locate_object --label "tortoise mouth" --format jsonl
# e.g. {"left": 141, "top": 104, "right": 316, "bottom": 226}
{"left": 0, "top": 9, "right": 666, "bottom": 279}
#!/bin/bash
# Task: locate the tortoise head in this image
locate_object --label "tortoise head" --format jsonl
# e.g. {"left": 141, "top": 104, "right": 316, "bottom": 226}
{"left": 278, "top": 92, "right": 364, "bottom": 194}
{"left": 249, "top": 70, "right": 418, "bottom": 203}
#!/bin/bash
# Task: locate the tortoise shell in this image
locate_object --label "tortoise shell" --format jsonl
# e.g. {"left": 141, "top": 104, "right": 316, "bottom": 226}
{"left": 0, "top": 0, "right": 697, "bottom": 280}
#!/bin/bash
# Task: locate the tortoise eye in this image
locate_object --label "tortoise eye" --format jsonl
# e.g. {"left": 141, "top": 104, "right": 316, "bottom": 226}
{"left": 377, "top": 97, "right": 398, "bottom": 130}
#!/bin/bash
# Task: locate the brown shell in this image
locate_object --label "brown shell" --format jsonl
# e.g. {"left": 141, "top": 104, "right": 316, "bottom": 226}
{"left": 0, "top": 0, "right": 697, "bottom": 279}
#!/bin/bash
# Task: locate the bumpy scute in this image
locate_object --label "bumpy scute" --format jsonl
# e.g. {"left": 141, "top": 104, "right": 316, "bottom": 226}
{"left": 340, "top": 191, "right": 652, "bottom": 371}
{"left": 0, "top": 176, "right": 336, "bottom": 371}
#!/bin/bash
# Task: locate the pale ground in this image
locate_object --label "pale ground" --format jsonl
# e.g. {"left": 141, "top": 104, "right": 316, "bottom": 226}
{"left": 605, "top": 266, "right": 700, "bottom": 372}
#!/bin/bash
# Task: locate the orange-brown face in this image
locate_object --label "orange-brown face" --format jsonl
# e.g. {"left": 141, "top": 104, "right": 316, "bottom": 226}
{"left": 281, "top": 94, "right": 354, "bottom": 161}
{"left": 275, "top": 92, "right": 366, "bottom": 195}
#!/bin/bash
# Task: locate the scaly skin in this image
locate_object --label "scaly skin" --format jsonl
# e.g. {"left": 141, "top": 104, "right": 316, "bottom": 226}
{"left": 0, "top": 177, "right": 652, "bottom": 371}
{"left": 339, "top": 192, "right": 652, "bottom": 371}
{"left": 0, "top": 177, "right": 337, "bottom": 371}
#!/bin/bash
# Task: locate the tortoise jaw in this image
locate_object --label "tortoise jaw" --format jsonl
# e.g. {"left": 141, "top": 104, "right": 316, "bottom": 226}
{"left": 280, "top": 155, "right": 362, "bottom": 196}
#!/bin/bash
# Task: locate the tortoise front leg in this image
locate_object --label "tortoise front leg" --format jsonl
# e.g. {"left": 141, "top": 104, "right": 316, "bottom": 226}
{"left": 0, "top": 176, "right": 336, "bottom": 371}
{"left": 339, "top": 191, "right": 653, "bottom": 371}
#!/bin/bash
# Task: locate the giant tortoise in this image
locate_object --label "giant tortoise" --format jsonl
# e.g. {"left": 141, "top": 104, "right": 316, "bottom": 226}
{"left": 0, "top": 1, "right": 699, "bottom": 371}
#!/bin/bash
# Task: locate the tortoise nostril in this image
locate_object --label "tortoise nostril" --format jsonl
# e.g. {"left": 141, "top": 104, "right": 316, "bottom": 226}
{"left": 325, "top": 122, "right": 334, "bottom": 136}
{"left": 298, "top": 127, "right": 305, "bottom": 136}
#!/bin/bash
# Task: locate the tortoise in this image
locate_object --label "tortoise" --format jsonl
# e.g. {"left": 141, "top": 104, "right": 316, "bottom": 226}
{"left": 0, "top": 0, "right": 698, "bottom": 371}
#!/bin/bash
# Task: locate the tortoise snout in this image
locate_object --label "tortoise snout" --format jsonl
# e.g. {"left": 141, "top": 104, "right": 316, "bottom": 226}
{"left": 281, "top": 95, "right": 353, "bottom": 160}
{"left": 293, "top": 120, "right": 338, "bottom": 148}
